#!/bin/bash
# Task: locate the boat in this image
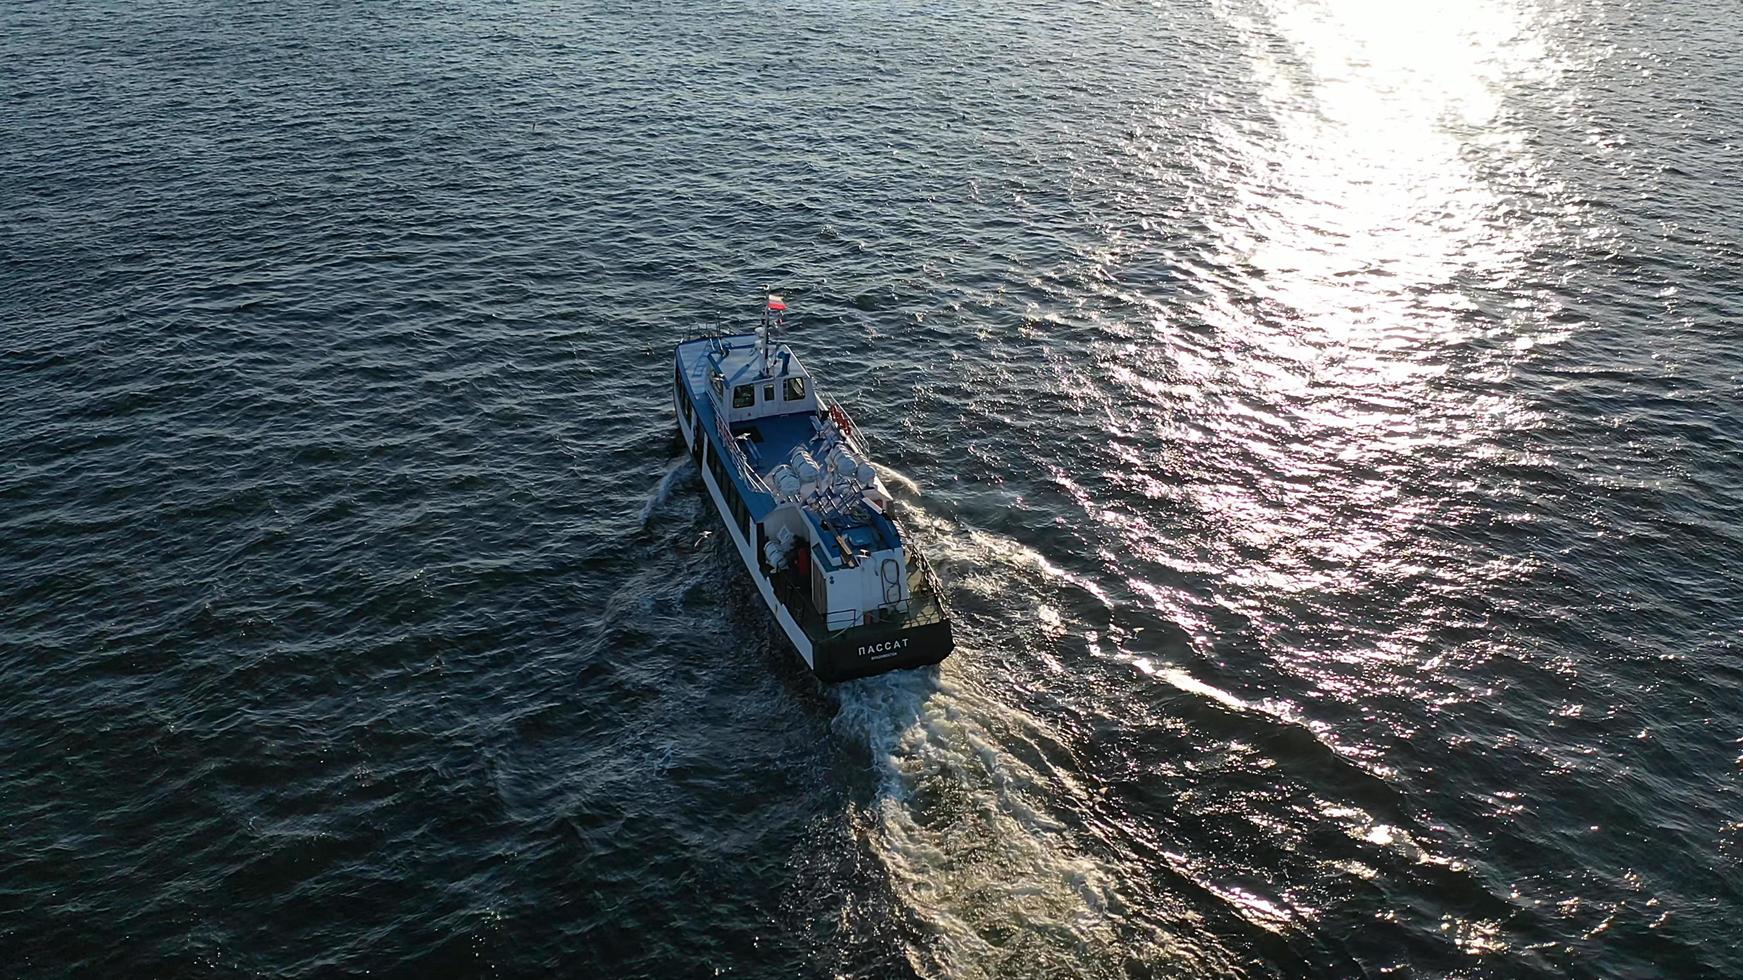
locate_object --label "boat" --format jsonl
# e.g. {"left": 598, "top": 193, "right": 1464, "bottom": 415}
{"left": 672, "top": 293, "right": 954, "bottom": 682}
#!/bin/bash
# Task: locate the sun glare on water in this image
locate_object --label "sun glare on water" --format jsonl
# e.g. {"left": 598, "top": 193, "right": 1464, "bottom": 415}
{"left": 1072, "top": 0, "right": 1591, "bottom": 958}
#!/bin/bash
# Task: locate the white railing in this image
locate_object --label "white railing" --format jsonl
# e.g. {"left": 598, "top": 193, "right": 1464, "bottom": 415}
{"left": 825, "top": 398, "right": 871, "bottom": 454}
{"left": 713, "top": 408, "right": 773, "bottom": 496}
{"left": 818, "top": 549, "right": 949, "bottom": 635}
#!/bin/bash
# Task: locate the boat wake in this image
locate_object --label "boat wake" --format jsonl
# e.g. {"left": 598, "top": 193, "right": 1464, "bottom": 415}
{"left": 873, "top": 462, "right": 925, "bottom": 497}
{"left": 834, "top": 666, "right": 1126, "bottom": 979}
{"left": 638, "top": 456, "right": 695, "bottom": 526}
{"left": 829, "top": 501, "right": 1145, "bottom": 979}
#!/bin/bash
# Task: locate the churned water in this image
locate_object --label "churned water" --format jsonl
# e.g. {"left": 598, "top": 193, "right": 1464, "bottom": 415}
{"left": 3, "top": 0, "right": 1740, "bottom": 976}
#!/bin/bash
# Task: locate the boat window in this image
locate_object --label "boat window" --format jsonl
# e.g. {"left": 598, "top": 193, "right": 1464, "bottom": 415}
{"left": 763, "top": 384, "right": 775, "bottom": 403}
{"left": 733, "top": 385, "right": 755, "bottom": 409}
{"left": 784, "top": 376, "right": 806, "bottom": 400}
{"left": 710, "top": 373, "right": 724, "bottom": 399}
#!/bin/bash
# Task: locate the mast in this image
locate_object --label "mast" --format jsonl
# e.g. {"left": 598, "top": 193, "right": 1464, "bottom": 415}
{"left": 760, "top": 290, "right": 786, "bottom": 377}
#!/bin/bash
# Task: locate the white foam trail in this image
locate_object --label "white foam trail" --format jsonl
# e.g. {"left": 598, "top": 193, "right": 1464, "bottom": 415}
{"left": 638, "top": 457, "right": 693, "bottom": 526}
{"left": 899, "top": 505, "right": 1113, "bottom": 610}
{"left": 836, "top": 665, "right": 1124, "bottom": 979}
{"left": 830, "top": 496, "right": 1223, "bottom": 974}
{"left": 875, "top": 462, "right": 924, "bottom": 496}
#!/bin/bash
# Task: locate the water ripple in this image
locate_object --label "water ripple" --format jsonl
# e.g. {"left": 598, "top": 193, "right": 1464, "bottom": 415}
{"left": 4, "top": 0, "right": 1741, "bottom": 976}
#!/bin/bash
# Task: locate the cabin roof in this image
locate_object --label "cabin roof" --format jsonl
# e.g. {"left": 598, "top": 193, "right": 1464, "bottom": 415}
{"left": 677, "top": 335, "right": 810, "bottom": 387}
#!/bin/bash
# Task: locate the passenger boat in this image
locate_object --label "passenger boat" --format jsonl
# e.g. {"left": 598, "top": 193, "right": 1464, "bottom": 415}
{"left": 672, "top": 294, "right": 954, "bottom": 682}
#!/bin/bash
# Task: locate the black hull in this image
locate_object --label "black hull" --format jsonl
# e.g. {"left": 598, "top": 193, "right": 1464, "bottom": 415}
{"left": 812, "top": 618, "right": 954, "bottom": 683}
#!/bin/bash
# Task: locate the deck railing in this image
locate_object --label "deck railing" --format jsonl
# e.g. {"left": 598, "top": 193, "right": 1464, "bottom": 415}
{"left": 820, "top": 592, "right": 948, "bottom": 634}
{"left": 774, "top": 546, "right": 950, "bottom": 639}
{"left": 714, "top": 410, "right": 773, "bottom": 496}
{"left": 825, "top": 398, "right": 871, "bottom": 454}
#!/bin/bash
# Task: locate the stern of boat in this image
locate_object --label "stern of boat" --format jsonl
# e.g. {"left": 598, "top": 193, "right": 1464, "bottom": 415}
{"left": 782, "top": 546, "right": 955, "bottom": 682}
{"left": 812, "top": 616, "right": 954, "bottom": 682}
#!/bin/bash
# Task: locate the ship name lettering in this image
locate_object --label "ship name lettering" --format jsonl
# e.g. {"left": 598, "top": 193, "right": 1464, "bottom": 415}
{"left": 859, "top": 638, "right": 911, "bottom": 658}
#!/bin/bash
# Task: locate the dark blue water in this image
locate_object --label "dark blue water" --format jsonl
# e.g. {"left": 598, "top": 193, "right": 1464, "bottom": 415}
{"left": 4, "top": 0, "right": 1741, "bottom": 976}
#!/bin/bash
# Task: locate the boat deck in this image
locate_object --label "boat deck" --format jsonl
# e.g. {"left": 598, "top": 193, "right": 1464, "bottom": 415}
{"left": 772, "top": 548, "right": 950, "bottom": 643}
{"left": 729, "top": 411, "right": 817, "bottom": 479}
{"left": 731, "top": 409, "right": 899, "bottom": 564}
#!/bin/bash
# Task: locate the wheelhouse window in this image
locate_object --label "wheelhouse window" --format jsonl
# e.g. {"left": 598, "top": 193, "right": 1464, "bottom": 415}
{"left": 675, "top": 367, "right": 692, "bottom": 417}
{"left": 710, "top": 373, "right": 724, "bottom": 399}
{"left": 733, "top": 385, "right": 755, "bottom": 409}
{"left": 763, "top": 384, "right": 775, "bottom": 403}
{"left": 783, "top": 376, "right": 806, "bottom": 401}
